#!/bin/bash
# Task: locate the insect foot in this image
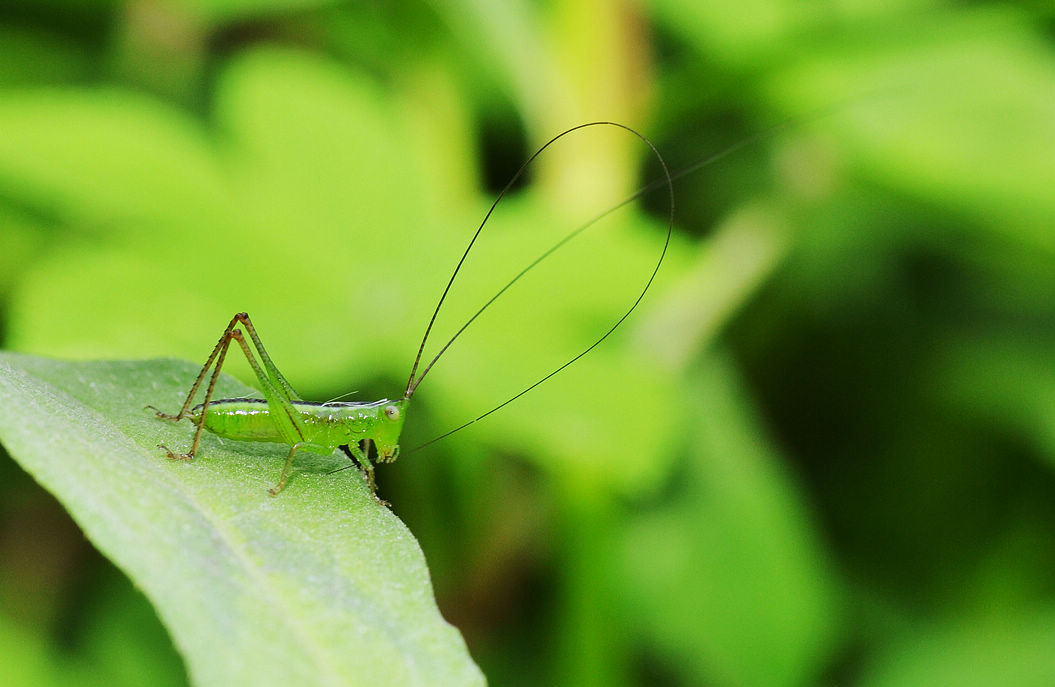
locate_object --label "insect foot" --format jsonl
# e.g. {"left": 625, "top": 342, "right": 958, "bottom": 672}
{"left": 145, "top": 405, "right": 181, "bottom": 422}
{"left": 158, "top": 444, "right": 193, "bottom": 461}
{"left": 268, "top": 475, "right": 291, "bottom": 497}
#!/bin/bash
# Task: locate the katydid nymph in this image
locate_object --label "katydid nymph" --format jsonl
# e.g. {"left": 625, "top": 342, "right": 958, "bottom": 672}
{"left": 148, "top": 121, "right": 675, "bottom": 499}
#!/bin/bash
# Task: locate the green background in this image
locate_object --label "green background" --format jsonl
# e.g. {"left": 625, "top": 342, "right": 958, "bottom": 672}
{"left": 1, "top": 0, "right": 1055, "bottom": 685}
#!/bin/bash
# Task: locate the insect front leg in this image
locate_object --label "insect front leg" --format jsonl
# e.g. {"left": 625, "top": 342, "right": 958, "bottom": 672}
{"left": 342, "top": 440, "right": 388, "bottom": 505}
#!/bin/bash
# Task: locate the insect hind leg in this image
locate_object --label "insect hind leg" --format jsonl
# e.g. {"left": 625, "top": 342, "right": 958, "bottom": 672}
{"left": 154, "top": 320, "right": 238, "bottom": 461}
{"left": 149, "top": 313, "right": 276, "bottom": 462}
{"left": 147, "top": 314, "right": 244, "bottom": 420}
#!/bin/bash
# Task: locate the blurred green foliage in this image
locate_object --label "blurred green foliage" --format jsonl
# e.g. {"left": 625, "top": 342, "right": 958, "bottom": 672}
{"left": 0, "top": 0, "right": 1054, "bottom": 685}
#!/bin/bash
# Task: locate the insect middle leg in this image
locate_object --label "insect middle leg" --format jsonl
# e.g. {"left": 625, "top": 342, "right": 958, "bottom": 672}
{"left": 272, "top": 441, "right": 333, "bottom": 496}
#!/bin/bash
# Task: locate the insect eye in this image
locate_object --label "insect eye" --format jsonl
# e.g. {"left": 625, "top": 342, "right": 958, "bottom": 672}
{"left": 384, "top": 404, "right": 400, "bottom": 421}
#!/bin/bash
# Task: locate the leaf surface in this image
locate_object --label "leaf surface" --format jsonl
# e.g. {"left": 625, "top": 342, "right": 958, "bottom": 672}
{"left": 0, "top": 353, "right": 484, "bottom": 687}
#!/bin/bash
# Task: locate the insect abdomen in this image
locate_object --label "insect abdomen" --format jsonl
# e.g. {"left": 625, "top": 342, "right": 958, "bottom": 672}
{"left": 192, "top": 398, "right": 381, "bottom": 446}
{"left": 193, "top": 399, "right": 286, "bottom": 442}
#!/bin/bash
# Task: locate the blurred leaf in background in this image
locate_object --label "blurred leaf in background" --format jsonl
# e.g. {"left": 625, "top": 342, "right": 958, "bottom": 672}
{"left": 1, "top": 0, "right": 1055, "bottom": 685}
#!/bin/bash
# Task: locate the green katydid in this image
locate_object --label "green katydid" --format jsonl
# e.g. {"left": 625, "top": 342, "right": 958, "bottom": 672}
{"left": 148, "top": 121, "right": 675, "bottom": 498}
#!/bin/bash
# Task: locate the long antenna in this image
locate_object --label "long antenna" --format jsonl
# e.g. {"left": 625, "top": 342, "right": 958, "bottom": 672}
{"left": 390, "top": 94, "right": 889, "bottom": 456}
{"left": 404, "top": 122, "right": 647, "bottom": 398}
{"left": 405, "top": 96, "right": 877, "bottom": 401}
{"left": 402, "top": 105, "right": 839, "bottom": 401}
{"left": 401, "top": 122, "right": 674, "bottom": 451}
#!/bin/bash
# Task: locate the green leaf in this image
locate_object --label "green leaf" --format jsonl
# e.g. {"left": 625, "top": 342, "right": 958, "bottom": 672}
{"left": 621, "top": 350, "right": 840, "bottom": 686}
{"left": 3, "top": 48, "right": 437, "bottom": 385}
{"left": 761, "top": 9, "right": 1055, "bottom": 240}
{"left": 0, "top": 353, "right": 484, "bottom": 687}
{"left": 859, "top": 610, "right": 1055, "bottom": 687}
{"left": 0, "top": 88, "right": 229, "bottom": 229}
